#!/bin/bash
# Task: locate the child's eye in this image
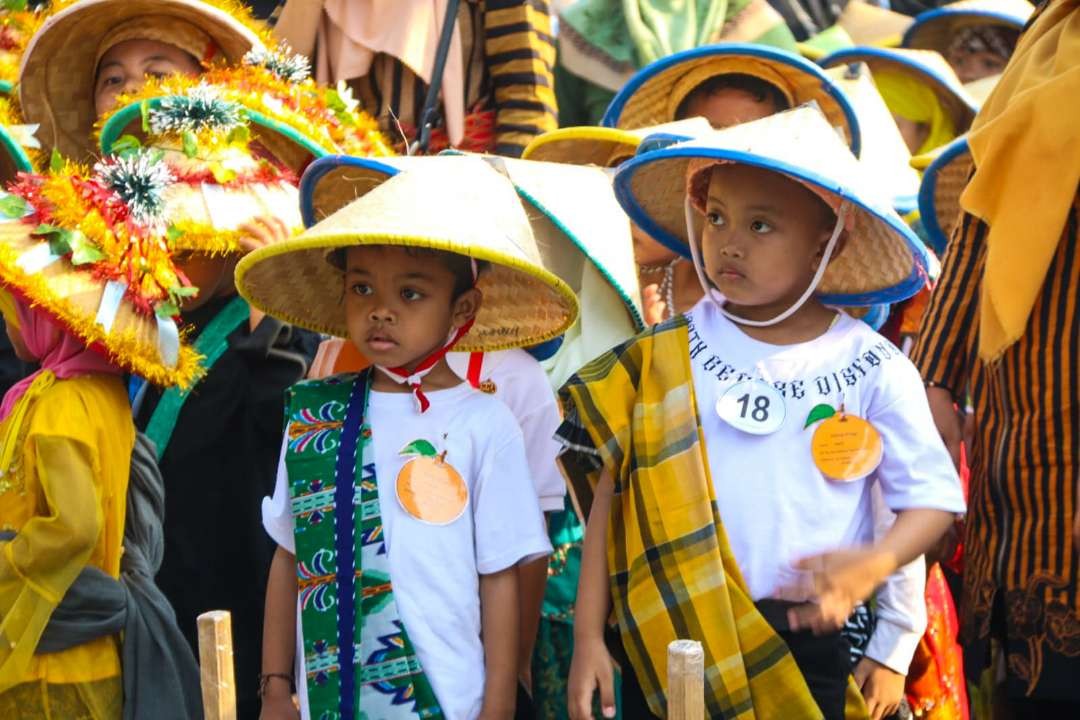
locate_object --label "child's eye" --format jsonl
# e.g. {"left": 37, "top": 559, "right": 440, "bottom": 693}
{"left": 750, "top": 220, "right": 773, "bottom": 234}
{"left": 350, "top": 283, "right": 372, "bottom": 296}
{"left": 99, "top": 75, "right": 123, "bottom": 88}
{"left": 401, "top": 288, "right": 423, "bottom": 301}
{"left": 706, "top": 211, "right": 724, "bottom": 227}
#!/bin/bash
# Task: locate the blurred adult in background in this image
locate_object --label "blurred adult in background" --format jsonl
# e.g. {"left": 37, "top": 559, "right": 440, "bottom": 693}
{"left": 274, "top": 0, "right": 557, "bottom": 157}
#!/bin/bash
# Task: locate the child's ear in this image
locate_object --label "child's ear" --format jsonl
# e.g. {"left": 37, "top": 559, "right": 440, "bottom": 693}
{"left": 811, "top": 224, "right": 848, "bottom": 271}
{"left": 450, "top": 287, "right": 483, "bottom": 329}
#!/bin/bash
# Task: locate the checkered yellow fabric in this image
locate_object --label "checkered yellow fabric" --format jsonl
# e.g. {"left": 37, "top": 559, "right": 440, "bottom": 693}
{"left": 557, "top": 316, "right": 825, "bottom": 719}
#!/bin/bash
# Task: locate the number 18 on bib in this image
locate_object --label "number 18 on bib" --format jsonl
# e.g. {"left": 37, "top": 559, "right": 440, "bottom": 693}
{"left": 716, "top": 379, "right": 786, "bottom": 435}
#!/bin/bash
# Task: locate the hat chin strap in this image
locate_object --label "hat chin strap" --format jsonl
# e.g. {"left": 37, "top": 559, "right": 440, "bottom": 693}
{"left": 685, "top": 198, "right": 848, "bottom": 328}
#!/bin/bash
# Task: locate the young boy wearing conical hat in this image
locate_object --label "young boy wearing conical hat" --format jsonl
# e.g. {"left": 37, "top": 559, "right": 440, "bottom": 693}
{"left": 241, "top": 159, "right": 573, "bottom": 719}
{"left": 0, "top": 157, "right": 202, "bottom": 718}
{"left": 561, "top": 106, "right": 966, "bottom": 719}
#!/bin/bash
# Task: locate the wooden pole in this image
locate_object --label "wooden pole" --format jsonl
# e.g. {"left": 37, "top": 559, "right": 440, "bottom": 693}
{"left": 197, "top": 610, "right": 237, "bottom": 720}
{"left": 667, "top": 639, "right": 704, "bottom": 720}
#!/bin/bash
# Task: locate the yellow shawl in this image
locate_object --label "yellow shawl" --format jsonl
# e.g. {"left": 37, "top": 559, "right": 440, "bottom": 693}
{"left": 961, "top": 0, "right": 1080, "bottom": 360}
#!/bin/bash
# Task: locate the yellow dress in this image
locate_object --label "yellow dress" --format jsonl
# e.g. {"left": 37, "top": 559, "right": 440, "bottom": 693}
{"left": 0, "top": 373, "right": 134, "bottom": 719}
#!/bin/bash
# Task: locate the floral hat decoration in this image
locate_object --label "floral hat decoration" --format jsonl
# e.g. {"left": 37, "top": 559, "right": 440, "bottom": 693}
{"left": 0, "top": 152, "right": 201, "bottom": 386}
{"left": 97, "top": 83, "right": 310, "bottom": 256}
{"left": 118, "top": 42, "right": 395, "bottom": 162}
{"left": 0, "top": 0, "right": 44, "bottom": 94}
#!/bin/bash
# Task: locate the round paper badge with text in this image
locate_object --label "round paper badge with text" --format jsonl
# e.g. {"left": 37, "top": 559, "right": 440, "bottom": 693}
{"left": 396, "top": 438, "right": 469, "bottom": 524}
{"left": 807, "top": 404, "right": 883, "bottom": 482}
{"left": 716, "top": 379, "right": 787, "bottom": 435}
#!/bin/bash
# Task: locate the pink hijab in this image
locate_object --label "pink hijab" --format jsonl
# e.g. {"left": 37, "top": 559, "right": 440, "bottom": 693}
{"left": 0, "top": 300, "right": 122, "bottom": 422}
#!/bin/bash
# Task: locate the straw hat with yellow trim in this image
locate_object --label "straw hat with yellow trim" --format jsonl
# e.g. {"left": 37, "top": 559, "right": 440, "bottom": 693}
{"left": 300, "top": 152, "right": 643, "bottom": 330}
{"left": 902, "top": 0, "right": 1032, "bottom": 53}
{"left": 600, "top": 43, "right": 862, "bottom": 155}
{"left": 912, "top": 136, "right": 972, "bottom": 254}
{"left": 237, "top": 158, "right": 579, "bottom": 352}
{"left": 521, "top": 117, "right": 710, "bottom": 167}
{"left": 824, "top": 63, "right": 921, "bottom": 214}
{"left": 614, "top": 105, "right": 930, "bottom": 307}
{"left": 98, "top": 84, "right": 313, "bottom": 256}
{"left": 19, "top": 0, "right": 265, "bottom": 161}
{"left": 820, "top": 46, "right": 978, "bottom": 134}
{"left": 0, "top": 156, "right": 201, "bottom": 387}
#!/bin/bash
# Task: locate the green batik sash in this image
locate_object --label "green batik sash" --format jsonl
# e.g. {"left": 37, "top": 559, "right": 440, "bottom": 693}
{"left": 285, "top": 371, "right": 444, "bottom": 719}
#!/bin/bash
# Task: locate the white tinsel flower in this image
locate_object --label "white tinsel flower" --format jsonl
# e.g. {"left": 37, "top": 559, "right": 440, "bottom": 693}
{"left": 243, "top": 44, "right": 311, "bottom": 83}
{"left": 95, "top": 151, "right": 175, "bottom": 224}
{"left": 149, "top": 83, "right": 245, "bottom": 135}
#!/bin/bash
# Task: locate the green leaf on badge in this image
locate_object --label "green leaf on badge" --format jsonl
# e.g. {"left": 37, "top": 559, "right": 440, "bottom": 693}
{"left": 399, "top": 439, "right": 438, "bottom": 458}
{"left": 49, "top": 148, "right": 64, "bottom": 173}
{"left": 804, "top": 403, "right": 836, "bottom": 428}
{"left": 0, "top": 193, "right": 27, "bottom": 219}
{"left": 182, "top": 130, "right": 198, "bottom": 158}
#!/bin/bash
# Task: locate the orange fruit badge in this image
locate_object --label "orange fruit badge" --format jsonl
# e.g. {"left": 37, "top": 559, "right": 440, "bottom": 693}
{"left": 807, "top": 404, "right": 883, "bottom": 482}
{"left": 396, "top": 438, "right": 469, "bottom": 524}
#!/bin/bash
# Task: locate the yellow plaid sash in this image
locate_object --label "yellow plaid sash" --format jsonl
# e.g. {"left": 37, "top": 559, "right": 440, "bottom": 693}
{"left": 560, "top": 317, "right": 845, "bottom": 719}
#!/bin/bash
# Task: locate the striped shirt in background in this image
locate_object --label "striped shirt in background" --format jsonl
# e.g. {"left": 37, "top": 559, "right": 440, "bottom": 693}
{"left": 911, "top": 197, "right": 1080, "bottom": 696}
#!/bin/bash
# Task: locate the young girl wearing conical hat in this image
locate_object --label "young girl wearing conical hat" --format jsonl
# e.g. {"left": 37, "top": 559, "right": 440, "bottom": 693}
{"left": 562, "top": 106, "right": 965, "bottom": 719}
{"left": 239, "top": 158, "right": 576, "bottom": 719}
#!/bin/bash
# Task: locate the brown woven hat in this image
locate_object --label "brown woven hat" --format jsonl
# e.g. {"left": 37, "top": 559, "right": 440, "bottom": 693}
{"left": 819, "top": 46, "right": 979, "bottom": 134}
{"left": 236, "top": 158, "right": 579, "bottom": 352}
{"left": 825, "top": 63, "right": 921, "bottom": 213}
{"left": 613, "top": 105, "right": 931, "bottom": 306}
{"left": 902, "top": 0, "right": 1031, "bottom": 54}
{"left": 19, "top": 0, "right": 263, "bottom": 162}
{"left": 521, "top": 118, "right": 711, "bottom": 167}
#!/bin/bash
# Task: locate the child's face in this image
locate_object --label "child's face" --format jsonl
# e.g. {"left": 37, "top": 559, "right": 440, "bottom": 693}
{"left": 94, "top": 39, "right": 202, "bottom": 116}
{"left": 892, "top": 115, "right": 931, "bottom": 154}
{"left": 700, "top": 165, "right": 835, "bottom": 317}
{"left": 946, "top": 48, "right": 1007, "bottom": 84}
{"left": 680, "top": 88, "right": 778, "bottom": 129}
{"left": 343, "top": 246, "right": 481, "bottom": 371}
{"left": 631, "top": 222, "right": 677, "bottom": 266}
{"left": 175, "top": 252, "right": 235, "bottom": 312}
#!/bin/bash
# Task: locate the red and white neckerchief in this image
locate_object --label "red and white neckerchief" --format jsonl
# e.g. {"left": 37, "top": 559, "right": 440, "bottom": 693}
{"left": 375, "top": 319, "right": 475, "bottom": 413}
{"left": 374, "top": 259, "right": 481, "bottom": 413}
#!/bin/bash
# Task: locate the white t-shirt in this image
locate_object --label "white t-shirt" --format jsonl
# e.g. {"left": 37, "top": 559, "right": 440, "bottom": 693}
{"left": 686, "top": 299, "right": 965, "bottom": 602}
{"left": 263, "top": 381, "right": 552, "bottom": 720}
{"left": 446, "top": 349, "right": 565, "bottom": 512}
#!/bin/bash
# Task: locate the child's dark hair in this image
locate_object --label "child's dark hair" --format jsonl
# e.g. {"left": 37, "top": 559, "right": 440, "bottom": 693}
{"left": 330, "top": 246, "right": 487, "bottom": 299}
{"left": 675, "top": 73, "right": 791, "bottom": 121}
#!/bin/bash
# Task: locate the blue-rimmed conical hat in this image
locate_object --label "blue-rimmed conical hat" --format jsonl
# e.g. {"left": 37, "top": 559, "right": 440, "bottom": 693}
{"left": 601, "top": 43, "right": 862, "bottom": 155}
{"left": 614, "top": 105, "right": 929, "bottom": 306}
{"left": 902, "top": 0, "right": 1032, "bottom": 54}
{"left": 913, "top": 136, "right": 972, "bottom": 254}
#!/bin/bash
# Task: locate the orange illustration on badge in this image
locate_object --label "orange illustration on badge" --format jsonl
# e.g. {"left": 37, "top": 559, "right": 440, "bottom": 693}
{"left": 396, "top": 438, "right": 469, "bottom": 524}
{"left": 806, "top": 403, "right": 883, "bottom": 482}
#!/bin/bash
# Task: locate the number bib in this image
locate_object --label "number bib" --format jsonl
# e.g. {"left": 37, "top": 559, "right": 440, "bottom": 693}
{"left": 716, "top": 379, "right": 786, "bottom": 435}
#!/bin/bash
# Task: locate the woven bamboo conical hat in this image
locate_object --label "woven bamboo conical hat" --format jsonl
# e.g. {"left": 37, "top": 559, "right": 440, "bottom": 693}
{"left": 237, "top": 158, "right": 579, "bottom": 352}
{"left": 614, "top": 105, "right": 929, "bottom": 306}
{"left": 912, "top": 136, "right": 972, "bottom": 254}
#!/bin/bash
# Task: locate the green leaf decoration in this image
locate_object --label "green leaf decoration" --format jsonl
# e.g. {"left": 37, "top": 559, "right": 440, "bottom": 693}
{"left": 110, "top": 134, "right": 144, "bottom": 158}
{"left": 171, "top": 285, "right": 199, "bottom": 298}
{"left": 209, "top": 163, "right": 236, "bottom": 184}
{"left": 34, "top": 224, "right": 72, "bottom": 256}
{"left": 155, "top": 300, "right": 180, "bottom": 319}
{"left": 3, "top": 1, "right": 29, "bottom": 13}
{"left": 49, "top": 148, "right": 63, "bottom": 173}
{"left": 140, "top": 100, "right": 152, "bottom": 133}
{"left": 69, "top": 232, "right": 105, "bottom": 266}
{"left": 0, "top": 194, "right": 27, "bottom": 219}
{"left": 182, "top": 130, "right": 198, "bottom": 158}
{"left": 399, "top": 439, "right": 438, "bottom": 458}
{"left": 804, "top": 403, "right": 837, "bottom": 428}
{"left": 166, "top": 225, "right": 184, "bottom": 244}
{"left": 227, "top": 124, "right": 250, "bottom": 145}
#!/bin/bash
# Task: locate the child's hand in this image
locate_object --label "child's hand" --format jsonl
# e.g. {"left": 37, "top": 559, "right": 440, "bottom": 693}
{"left": 258, "top": 693, "right": 299, "bottom": 720}
{"left": 642, "top": 283, "right": 667, "bottom": 325}
{"left": 568, "top": 636, "right": 616, "bottom": 719}
{"left": 786, "top": 549, "right": 893, "bottom": 635}
{"left": 853, "top": 657, "right": 906, "bottom": 720}
{"left": 238, "top": 215, "right": 292, "bottom": 254}
{"left": 926, "top": 386, "right": 963, "bottom": 470}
